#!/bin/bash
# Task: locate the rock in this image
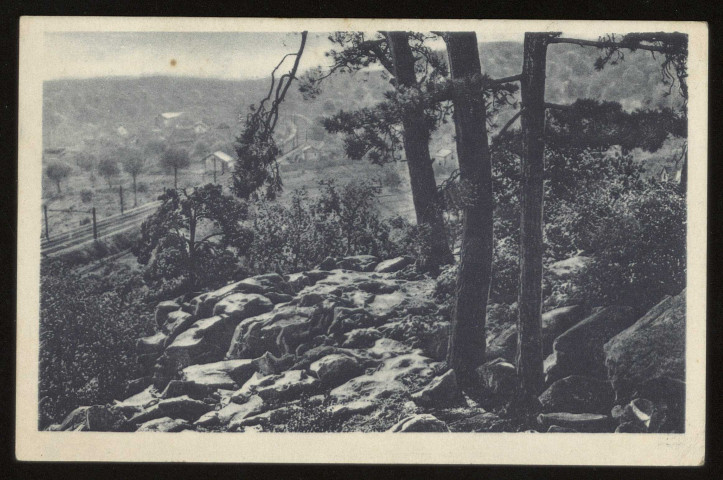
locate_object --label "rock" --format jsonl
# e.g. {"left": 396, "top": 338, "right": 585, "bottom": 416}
{"left": 327, "top": 307, "right": 376, "bottom": 337}
{"left": 476, "top": 358, "right": 517, "bottom": 397}
{"left": 212, "top": 293, "right": 274, "bottom": 320}
{"left": 536, "top": 413, "right": 613, "bottom": 433}
{"left": 225, "top": 395, "right": 268, "bottom": 429}
{"left": 163, "top": 316, "right": 231, "bottom": 370}
{"left": 128, "top": 395, "right": 213, "bottom": 424}
{"left": 388, "top": 414, "right": 450, "bottom": 432}
{"left": 155, "top": 300, "right": 181, "bottom": 328}
{"left": 331, "top": 351, "right": 436, "bottom": 405}
{"left": 136, "top": 417, "right": 190, "bottom": 432}
{"left": 253, "top": 352, "right": 296, "bottom": 376}
{"left": 265, "top": 292, "right": 294, "bottom": 304}
{"left": 547, "top": 425, "right": 579, "bottom": 433}
{"left": 342, "top": 327, "right": 382, "bottom": 348}
{"left": 161, "top": 310, "right": 195, "bottom": 339}
{"left": 336, "top": 255, "right": 379, "bottom": 272}
{"left": 85, "top": 405, "right": 129, "bottom": 432}
{"left": 58, "top": 406, "right": 91, "bottom": 431}
{"left": 375, "top": 256, "right": 413, "bottom": 273}
{"left": 190, "top": 274, "right": 291, "bottom": 318}
{"left": 417, "top": 321, "right": 449, "bottom": 361}
{"left": 629, "top": 398, "right": 654, "bottom": 428}
{"left": 411, "top": 370, "right": 465, "bottom": 408}
{"left": 125, "top": 376, "right": 153, "bottom": 397}
{"left": 548, "top": 255, "right": 592, "bottom": 279}
{"left": 310, "top": 354, "right": 363, "bottom": 387}
{"left": 116, "top": 385, "right": 158, "bottom": 410}
{"left": 137, "top": 331, "right": 168, "bottom": 355}
{"left": 181, "top": 359, "right": 256, "bottom": 390}
{"left": 486, "top": 306, "right": 584, "bottom": 360}
{"left": 160, "top": 380, "right": 213, "bottom": 400}
{"left": 226, "top": 304, "right": 316, "bottom": 359}
{"left": 328, "top": 400, "right": 377, "bottom": 422}
{"left": 545, "top": 306, "right": 637, "bottom": 383}
{"left": 538, "top": 375, "right": 615, "bottom": 414}
{"left": 233, "top": 370, "right": 320, "bottom": 403}
{"left": 317, "top": 257, "right": 337, "bottom": 270}
{"left": 448, "top": 412, "right": 509, "bottom": 432}
{"left": 232, "top": 405, "right": 303, "bottom": 428}
{"left": 297, "top": 292, "right": 326, "bottom": 307}
{"left": 603, "top": 291, "right": 685, "bottom": 403}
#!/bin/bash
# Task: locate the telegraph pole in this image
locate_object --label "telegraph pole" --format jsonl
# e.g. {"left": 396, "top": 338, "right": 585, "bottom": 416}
{"left": 43, "top": 205, "right": 49, "bottom": 240}
{"left": 119, "top": 185, "right": 124, "bottom": 214}
{"left": 92, "top": 207, "right": 98, "bottom": 240}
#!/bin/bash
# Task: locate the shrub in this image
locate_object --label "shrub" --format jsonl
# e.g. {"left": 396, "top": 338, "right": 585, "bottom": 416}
{"left": 80, "top": 189, "right": 93, "bottom": 203}
{"left": 39, "top": 260, "right": 154, "bottom": 428}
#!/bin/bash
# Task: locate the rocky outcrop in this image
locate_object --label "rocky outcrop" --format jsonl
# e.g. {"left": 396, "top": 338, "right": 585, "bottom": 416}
{"left": 536, "top": 412, "right": 613, "bottom": 432}
{"left": 388, "top": 414, "right": 450, "bottom": 432}
{"left": 411, "top": 369, "right": 465, "bottom": 408}
{"left": 544, "top": 306, "right": 637, "bottom": 383}
{"left": 538, "top": 375, "right": 615, "bottom": 414}
{"left": 603, "top": 290, "right": 685, "bottom": 403}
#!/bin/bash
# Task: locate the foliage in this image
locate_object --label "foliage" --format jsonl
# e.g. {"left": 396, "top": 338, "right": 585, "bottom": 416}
{"left": 97, "top": 155, "right": 120, "bottom": 187}
{"left": 160, "top": 147, "right": 191, "bottom": 174}
{"left": 45, "top": 161, "right": 73, "bottom": 193}
{"left": 74, "top": 152, "right": 96, "bottom": 172}
{"left": 39, "top": 260, "right": 154, "bottom": 428}
{"left": 248, "top": 179, "right": 410, "bottom": 274}
{"left": 134, "top": 184, "right": 252, "bottom": 289}
{"left": 80, "top": 189, "right": 93, "bottom": 203}
{"left": 575, "top": 182, "right": 685, "bottom": 311}
{"left": 121, "top": 148, "right": 146, "bottom": 179}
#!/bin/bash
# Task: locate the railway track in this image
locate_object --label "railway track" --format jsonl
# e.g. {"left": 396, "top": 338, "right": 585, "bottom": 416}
{"left": 41, "top": 201, "right": 161, "bottom": 258}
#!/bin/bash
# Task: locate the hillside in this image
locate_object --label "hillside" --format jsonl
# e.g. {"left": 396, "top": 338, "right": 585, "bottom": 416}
{"left": 43, "top": 41, "right": 685, "bottom": 150}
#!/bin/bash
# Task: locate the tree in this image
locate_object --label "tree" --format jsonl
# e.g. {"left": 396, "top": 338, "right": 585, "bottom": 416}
{"left": 440, "top": 32, "right": 495, "bottom": 385}
{"left": 134, "top": 184, "right": 252, "bottom": 288}
{"left": 98, "top": 156, "right": 120, "bottom": 189}
{"left": 232, "top": 32, "right": 308, "bottom": 200}
{"left": 121, "top": 149, "right": 145, "bottom": 207}
{"left": 307, "top": 31, "right": 454, "bottom": 272}
{"left": 161, "top": 147, "right": 191, "bottom": 189}
{"left": 45, "top": 161, "right": 72, "bottom": 194}
{"left": 74, "top": 152, "right": 96, "bottom": 173}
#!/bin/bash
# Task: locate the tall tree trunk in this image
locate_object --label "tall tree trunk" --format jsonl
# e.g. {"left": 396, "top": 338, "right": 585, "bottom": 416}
{"left": 55, "top": 181, "right": 61, "bottom": 194}
{"left": 443, "top": 32, "right": 494, "bottom": 385}
{"left": 516, "top": 33, "right": 551, "bottom": 404}
{"left": 188, "top": 212, "right": 196, "bottom": 287}
{"left": 385, "top": 31, "right": 453, "bottom": 273}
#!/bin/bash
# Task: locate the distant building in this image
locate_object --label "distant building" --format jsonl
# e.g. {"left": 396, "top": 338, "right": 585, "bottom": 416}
{"left": 155, "top": 112, "right": 185, "bottom": 129}
{"left": 202, "top": 151, "right": 235, "bottom": 180}
{"left": 286, "top": 143, "right": 321, "bottom": 164}
{"left": 435, "top": 148, "right": 455, "bottom": 166}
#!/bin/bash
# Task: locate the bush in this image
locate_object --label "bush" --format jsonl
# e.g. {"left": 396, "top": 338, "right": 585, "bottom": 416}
{"left": 575, "top": 182, "right": 685, "bottom": 312}
{"left": 39, "top": 260, "right": 154, "bottom": 428}
{"left": 80, "top": 189, "right": 93, "bottom": 203}
{"left": 248, "top": 179, "right": 412, "bottom": 274}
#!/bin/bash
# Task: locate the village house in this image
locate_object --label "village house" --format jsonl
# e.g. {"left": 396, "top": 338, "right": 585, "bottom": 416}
{"left": 656, "top": 165, "right": 682, "bottom": 183}
{"left": 202, "top": 151, "right": 235, "bottom": 181}
{"left": 155, "top": 112, "right": 185, "bottom": 129}
{"left": 435, "top": 148, "right": 455, "bottom": 166}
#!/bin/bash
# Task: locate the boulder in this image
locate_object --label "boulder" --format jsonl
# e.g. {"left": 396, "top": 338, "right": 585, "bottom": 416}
{"left": 485, "top": 305, "right": 584, "bottom": 360}
{"left": 58, "top": 406, "right": 91, "bottom": 431}
{"left": 160, "top": 380, "right": 213, "bottom": 400}
{"left": 190, "top": 274, "right": 291, "bottom": 318}
{"left": 336, "top": 255, "right": 380, "bottom": 272}
{"left": 317, "top": 257, "right": 337, "bottom": 271}
{"left": 476, "top": 358, "right": 517, "bottom": 397}
{"left": 231, "top": 405, "right": 303, "bottom": 428}
{"left": 545, "top": 306, "right": 637, "bottom": 383}
{"left": 136, "top": 417, "right": 190, "bottom": 432}
{"left": 547, "top": 255, "right": 592, "bottom": 279}
{"left": 603, "top": 291, "right": 685, "bottom": 403}
{"left": 538, "top": 375, "right": 615, "bottom": 414}
{"left": 388, "top": 414, "right": 450, "bottom": 432}
{"left": 125, "top": 376, "right": 154, "bottom": 397}
{"left": 375, "top": 256, "right": 413, "bottom": 273}
{"left": 310, "top": 354, "right": 364, "bottom": 387}
{"left": 226, "top": 304, "right": 316, "bottom": 359}
{"left": 137, "top": 331, "right": 168, "bottom": 355}
{"left": 155, "top": 300, "right": 181, "bottom": 328}
{"left": 212, "top": 293, "right": 274, "bottom": 320}
{"left": 164, "top": 315, "right": 233, "bottom": 370}
{"left": 253, "top": 352, "right": 296, "bottom": 376}
{"left": 448, "top": 412, "right": 510, "bottom": 432}
{"left": 411, "top": 369, "right": 465, "bottom": 408}
{"left": 327, "top": 307, "right": 376, "bottom": 337}
{"left": 161, "top": 310, "right": 195, "bottom": 340}
{"left": 342, "top": 327, "right": 382, "bottom": 348}
{"left": 128, "top": 395, "right": 213, "bottom": 424}
{"left": 328, "top": 400, "right": 377, "bottom": 422}
{"left": 331, "top": 351, "right": 436, "bottom": 405}
{"left": 536, "top": 412, "right": 613, "bottom": 433}
{"left": 615, "top": 421, "right": 647, "bottom": 433}
{"left": 233, "top": 370, "right": 320, "bottom": 403}
{"left": 85, "top": 405, "right": 130, "bottom": 432}
{"left": 181, "top": 359, "right": 257, "bottom": 390}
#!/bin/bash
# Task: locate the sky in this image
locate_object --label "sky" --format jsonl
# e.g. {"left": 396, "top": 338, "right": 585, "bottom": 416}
{"left": 42, "top": 31, "right": 531, "bottom": 81}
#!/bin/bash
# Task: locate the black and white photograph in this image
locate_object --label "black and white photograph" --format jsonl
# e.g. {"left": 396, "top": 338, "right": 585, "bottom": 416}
{"left": 16, "top": 18, "right": 707, "bottom": 464}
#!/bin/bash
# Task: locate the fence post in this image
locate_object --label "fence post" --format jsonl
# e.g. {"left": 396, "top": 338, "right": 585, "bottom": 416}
{"left": 92, "top": 207, "right": 98, "bottom": 240}
{"left": 120, "top": 185, "right": 124, "bottom": 214}
{"left": 43, "top": 205, "right": 49, "bottom": 240}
